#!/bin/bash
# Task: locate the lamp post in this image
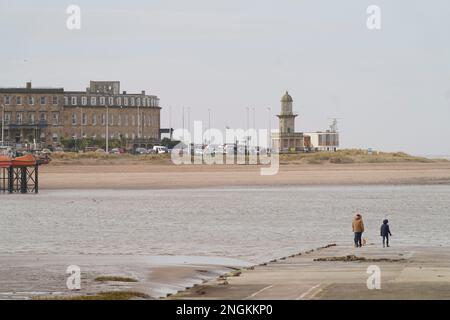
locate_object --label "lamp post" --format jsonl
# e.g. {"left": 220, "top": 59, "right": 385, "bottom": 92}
{"left": 137, "top": 103, "right": 140, "bottom": 139}
{"left": 105, "top": 101, "right": 109, "bottom": 153}
{"left": 267, "top": 107, "right": 271, "bottom": 149}
{"left": 1, "top": 103, "right": 5, "bottom": 146}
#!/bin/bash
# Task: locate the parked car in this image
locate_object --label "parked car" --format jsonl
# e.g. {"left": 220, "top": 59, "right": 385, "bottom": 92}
{"left": 153, "top": 146, "right": 168, "bottom": 154}
{"left": 135, "top": 147, "right": 148, "bottom": 154}
{"left": 95, "top": 148, "right": 106, "bottom": 153}
{"left": 110, "top": 148, "right": 125, "bottom": 154}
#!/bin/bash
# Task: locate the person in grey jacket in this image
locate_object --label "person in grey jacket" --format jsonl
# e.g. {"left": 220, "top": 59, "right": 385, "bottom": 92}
{"left": 380, "top": 219, "right": 392, "bottom": 247}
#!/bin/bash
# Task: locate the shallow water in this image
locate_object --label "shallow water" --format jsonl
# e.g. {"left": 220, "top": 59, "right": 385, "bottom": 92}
{"left": 1, "top": 186, "right": 449, "bottom": 263}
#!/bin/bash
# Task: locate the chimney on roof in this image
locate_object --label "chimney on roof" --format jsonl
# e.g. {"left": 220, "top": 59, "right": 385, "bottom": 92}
{"left": 141, "top": 90, "right": 145, "bottom": 95}
{"left": 26, "top": 82, "right": 32, "bottom": 89}
{"left": 123, "top": 91, "right": 127, "bottom": 95}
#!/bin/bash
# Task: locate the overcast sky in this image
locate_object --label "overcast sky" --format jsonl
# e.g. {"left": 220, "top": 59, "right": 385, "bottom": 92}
{"left": 1, "top": 0, "right": 449, "bottom": 155}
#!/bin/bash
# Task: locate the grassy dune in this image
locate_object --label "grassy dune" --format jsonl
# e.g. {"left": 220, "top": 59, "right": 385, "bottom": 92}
{"left": 48, "top": 149, "right": 446, "bottom": 165}
{"left": 279, "top": 149, "right": 445, "bottom": 165}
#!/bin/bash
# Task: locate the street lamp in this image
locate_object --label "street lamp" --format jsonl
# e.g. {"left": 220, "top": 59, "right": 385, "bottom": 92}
{"left": 1, "top": 103, "right": 5, "bottom": 147}
{"left": 267, "top": 107, "right": 271, "bottom": 149}
{"left": 105, "top": 100, "right": 109, "bottom": 153}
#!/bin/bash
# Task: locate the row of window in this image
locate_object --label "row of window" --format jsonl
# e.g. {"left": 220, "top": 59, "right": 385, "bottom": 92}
{"left": 71, "top": 113, "right": 159, "bottom": 127}
{"left": 65, "top": 95, "right": 159, "bottom": 107}
{"left": 18, "top": 133, "right": 160, "bottom": 141}
{"left": 2, "top": 111, "right": 59, "bottom": 125}
{"left": 2, "top": 95, "right": 59, "bottom": 106}
{"left": 70, "top": 133, "right": 159, "bottom": 140}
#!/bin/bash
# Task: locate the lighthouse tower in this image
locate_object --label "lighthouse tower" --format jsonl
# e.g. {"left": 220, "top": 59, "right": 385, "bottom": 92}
{"left": 272, "top": 91, "right": 304, "bottom": 152}
{"left": 277, "top": 91, "right": 297, "bottom": 134}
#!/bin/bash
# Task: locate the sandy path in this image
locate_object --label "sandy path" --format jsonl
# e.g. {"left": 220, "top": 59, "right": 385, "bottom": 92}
{"left": 39, "top": 162, "right": 450, "bottom": 189}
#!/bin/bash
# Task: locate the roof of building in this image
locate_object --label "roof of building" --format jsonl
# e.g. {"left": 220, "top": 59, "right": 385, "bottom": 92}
{"left": 281, "top": 91, "right": 293, "bottom": 103}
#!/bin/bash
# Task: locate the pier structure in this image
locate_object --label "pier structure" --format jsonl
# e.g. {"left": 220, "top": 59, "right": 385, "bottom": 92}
{"left": 0, "top": 154, "right": 41, "bottom": 194}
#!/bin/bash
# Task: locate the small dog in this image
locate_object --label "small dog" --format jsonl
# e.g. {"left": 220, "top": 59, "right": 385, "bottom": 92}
{"left": 362, "top": 239, "right": 367, "bottom": 246}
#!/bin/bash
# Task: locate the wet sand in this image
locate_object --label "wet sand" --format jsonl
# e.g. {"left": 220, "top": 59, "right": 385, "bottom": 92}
{"left": 171, "top": 244, "right": 450, "bottom": 300}
{"left": 0, "top": 255, "right": 251, "bottom": 300}
{"left": 39, "top": 162, "right": 450, "bottom": 189}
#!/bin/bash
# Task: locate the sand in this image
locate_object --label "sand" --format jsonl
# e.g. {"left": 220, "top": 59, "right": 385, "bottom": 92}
{"left": 39, "top": 162, "right": 450, "bottom": 189}
{"left": 171, "top": 244, "right": 450, "bottom": 300}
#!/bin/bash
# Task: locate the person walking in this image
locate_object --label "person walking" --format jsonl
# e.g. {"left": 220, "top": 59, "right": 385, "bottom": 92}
{"left": 380, "top": 219, "right": 393, "bottom": 247}
{"left": 352, "top": 213, "right": 365, "bottom": 248}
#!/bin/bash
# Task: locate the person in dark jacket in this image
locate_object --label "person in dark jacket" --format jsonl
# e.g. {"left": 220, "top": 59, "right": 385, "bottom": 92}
{"left": 380, "top": 219, "right": 392, "bottom": 247}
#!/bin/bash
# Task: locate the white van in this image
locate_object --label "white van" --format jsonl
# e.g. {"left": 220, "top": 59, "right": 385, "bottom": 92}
{"left": 153, "top": 146, "right": 168, "bottom": 154}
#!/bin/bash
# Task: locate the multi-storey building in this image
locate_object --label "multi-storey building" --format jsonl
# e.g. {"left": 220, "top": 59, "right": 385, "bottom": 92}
{"left": 0, "top": 81, "right": 161, "bottom": 149}
{"left": 0, "top": 82, "right": 65, "bottom": 146}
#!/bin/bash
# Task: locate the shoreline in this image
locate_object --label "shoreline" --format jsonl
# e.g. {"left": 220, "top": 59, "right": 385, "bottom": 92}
{"left": 5, "top": 243, "right": 449, "bottom": 300}
{"left": 38, "top": 162, "right": 450, "bottom": 190}
{"left": 170, "top": 244, "right": 450, "bottom": 300}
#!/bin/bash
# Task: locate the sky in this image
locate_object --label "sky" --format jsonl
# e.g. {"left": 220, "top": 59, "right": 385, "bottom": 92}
{"left": 1, "top": 0, "right": 449, "bottom": 155}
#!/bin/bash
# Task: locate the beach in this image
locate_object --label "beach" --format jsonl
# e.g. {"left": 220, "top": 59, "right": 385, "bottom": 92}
{"left": 39, "top": 162, "right": 450, "bottom": 189}
{"left": 1, "top": 182, "right": 450, "bottom": 299}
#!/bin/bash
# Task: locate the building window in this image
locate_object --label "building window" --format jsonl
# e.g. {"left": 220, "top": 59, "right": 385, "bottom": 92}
{"left": 64, "top": 96, "right": 69, "bottom": 105}
{"left": 16, "top": 96, "right": 22, "bottom": 105}
{"left": 101, "top": 114, "right": 106, "bottom": 126}
{"left": 72, "top": 113, "right": 77, "bottom": 126}
{"left": 17, "top": 112, "right": 23, "bottom": 125}
{"left": 52, "top": 96, "right": 58, "bottom": 105}
{"left": 52, "top": 112, "right": 59, "bottom": 125}
{"left": 90, "top": 97, "right": 97, "bottom": 106}
{"left": 82, "top": 113, "right": 87, "bottom": 125}
{"left": 124, "top": 115, "right": 129, "bottom": 126}
{"left": 99, "top": 97, "right": 105, "bottom": 105}
{"left": 4, "top": 112, "right": 11, "bottom": 124}
{"left": 130, "top": 98, "right": 135, "bottom": 106}
{"left": 116, "top": 97, "right": 122, "bottom": 106}
{"left": 28, "top": 96, "right": 34, "bottom": 105}
{"left": 124, "top": 97, "right": 128, "bottom": 106}
{"left": 71, "top": 96, "right": 77, "bottom": 105}
{"left": 40, "top": 96, "right": 46, "bottom": 105}
{"left": 40, "top": 112, "right": 47, "bottom": 122}
{"left": 108, "top": 97, "right": 114, "bottom": 106}
{"left": 136, "top": 98, "right": 141, "bottom": 106}
{"left": 92, "top": 114, "right": 97, "bottom": 125}
{"left": 118, "top": 114, "right": 122, "bottom": 126}
{"left": 81, "top": 96, "right": 87, "bottom": 106}
{"left": 4, "top": 96, "right": 10, "bottom": 105}
{"left": 29, "top": 113, "right": 35, "bottom": 125}
{"left": 131, "top": 115, "right": 135, "bottom": 126}
{"left": 109, "top": 114, "right": 114, "bottom": 126}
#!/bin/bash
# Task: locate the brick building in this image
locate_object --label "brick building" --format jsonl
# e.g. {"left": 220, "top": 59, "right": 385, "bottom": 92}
{"left": 0, "top": 81, "right": 161, "bottom": 149}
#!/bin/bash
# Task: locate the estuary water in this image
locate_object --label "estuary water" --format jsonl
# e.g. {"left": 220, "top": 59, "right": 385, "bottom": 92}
{"left": 1, "top": 186, "right": 449, "bottom": 263}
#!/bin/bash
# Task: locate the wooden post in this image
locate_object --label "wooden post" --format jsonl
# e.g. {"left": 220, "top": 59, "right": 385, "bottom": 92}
{"left": 20, "top": 167, "right": 27, "bottom": 194}
{"left": 8, "top": 166, "right": 13, "bottom": 193}
{"left": 35, "top": 165, "right": 39, "bottom": 194}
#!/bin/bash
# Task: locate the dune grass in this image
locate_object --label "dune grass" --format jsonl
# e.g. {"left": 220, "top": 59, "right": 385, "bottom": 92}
{"left": 94, "top": 275, "right": 138, "bottom": 282}
{"left": 35, "top": 291, "right": 150, "bottom": 300}
{"left": 48, "top": 149, "right": 444, "bottom": 165}
{"left": 279, "top": 149, "right": 439, "bottom": 165}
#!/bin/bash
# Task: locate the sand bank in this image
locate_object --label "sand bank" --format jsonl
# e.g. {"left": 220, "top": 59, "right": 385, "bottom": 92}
{"left": 39, "top": 162, "right": 450, "bottom": 189}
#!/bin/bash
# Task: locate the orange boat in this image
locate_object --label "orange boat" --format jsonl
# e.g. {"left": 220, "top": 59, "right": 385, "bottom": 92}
{"left": 11, "top": 154, "right": 37, "bottom": 167}
{"left": 0, "top": 156, "right": 12, "bottom": 168}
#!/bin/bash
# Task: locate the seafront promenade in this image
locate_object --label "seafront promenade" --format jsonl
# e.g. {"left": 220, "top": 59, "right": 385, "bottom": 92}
{"left": 171, "top": 244, "right": 450, "bottom": 300}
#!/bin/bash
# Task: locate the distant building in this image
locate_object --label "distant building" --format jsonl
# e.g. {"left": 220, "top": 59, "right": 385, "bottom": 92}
{"left": 271, "top": 91, "right": 340, "bottom": 152}
{"left": 271, "top": 91, "right": 304, "bottom": 152}
{"left": 303, "top": 131, "right": 339, "bottom": 151}
{"left": 0, "top": 81, "right": 161, "bottom": 148}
